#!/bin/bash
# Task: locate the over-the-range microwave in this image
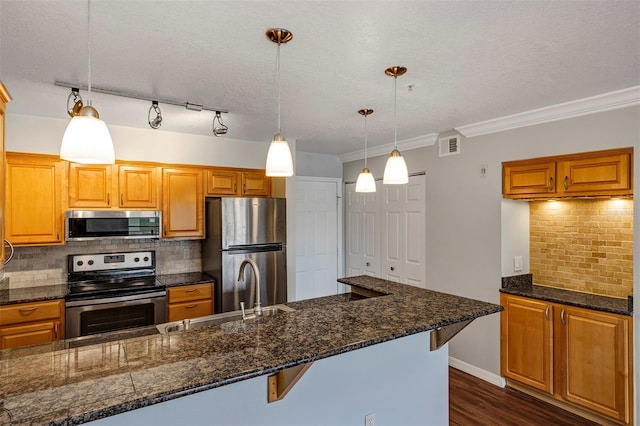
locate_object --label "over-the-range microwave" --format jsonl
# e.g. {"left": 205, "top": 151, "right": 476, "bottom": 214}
{"left": 65, "top": 210, "right": 161, "bottom": 241}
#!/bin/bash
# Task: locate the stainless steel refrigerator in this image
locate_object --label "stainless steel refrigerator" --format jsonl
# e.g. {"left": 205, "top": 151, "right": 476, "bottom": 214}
{"left": 202, "top": 197, "right": 287, "bottom": 313}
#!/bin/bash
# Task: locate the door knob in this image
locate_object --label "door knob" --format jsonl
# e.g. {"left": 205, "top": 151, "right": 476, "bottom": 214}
{"left": 390, "top": 266, "right": 395, "bottom": 271}
{"left": 366, "top": 262, "right": 370, "bottom": 267}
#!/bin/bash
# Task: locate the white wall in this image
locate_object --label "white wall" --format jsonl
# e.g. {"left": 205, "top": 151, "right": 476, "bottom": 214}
{"left": 343, "top": 105, "right": 640, "bottom": 381}
{"left": 91, "top": 332, "right": 448, "bottom": 426}
{"left": 296, "top": 151, "right": 342, "bottom": 178}
{"left": 501, "top": 200, "right": 530, "bottom": 276}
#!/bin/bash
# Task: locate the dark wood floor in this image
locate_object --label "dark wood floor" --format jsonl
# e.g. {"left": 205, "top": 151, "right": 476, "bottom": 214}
{"left": 449, "top": 367, "right": 600, "bottom": 426}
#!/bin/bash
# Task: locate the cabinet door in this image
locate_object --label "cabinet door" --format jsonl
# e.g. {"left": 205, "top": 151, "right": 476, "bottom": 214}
{"left": 6, "top": 154, "right": 64, "bottom": 245}
{"left": 503, "top": 161, "right": 556, "bottom": 198}
{"left": 69, "top": 163, "right": 113, "bottom": 208}
{"left": 241, "top": 171, "right": 270, "bottom": 196}
{"left": 500, "top": 294, "right": 554, "bottom": 394}
{"left": 558, "top": 152, "right": 631, "bottom": 195}
{"left": 162, "top": 168, "right": 204, "bottom": 238}
{"left": 0, "top": 320, "right": 62, "bottom": 349}
{"left": 559, "top": 306, "right": 630, "bottom": 423}
{"left": 0, "top": 83, "right": 10, "bottom": 267}
{"left": 118, "top": 165, "right": 158, "bottom": 208}
{"left": 206, "top": 169, "right": 238, "bottom": 195}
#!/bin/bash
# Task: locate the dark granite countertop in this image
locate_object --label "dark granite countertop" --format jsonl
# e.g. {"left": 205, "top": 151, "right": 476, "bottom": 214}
{"left": 0, "top": 284, "right": 67, "bottom": 306}
{"left": 156, "top": 272, "right": 215, "bottom": 287}
{"left": 0, "top": 272, "right": 215, "bottom": 306}
{"left": 500, "top": 274, "right": 632, "bottom": 316}
{"left": 0, "top": 276, "right": 501, "bottom": 425}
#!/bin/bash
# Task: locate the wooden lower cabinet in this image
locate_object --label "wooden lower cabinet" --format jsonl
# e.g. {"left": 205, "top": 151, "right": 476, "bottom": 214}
{"left": 500, "top": 293, "right": 633, "bottom": 424}
{"left": 0, "top": 299, "right": 64, "bottom": 349}
{"left": 167, "top": 283, "right": 213, "bottom": 322}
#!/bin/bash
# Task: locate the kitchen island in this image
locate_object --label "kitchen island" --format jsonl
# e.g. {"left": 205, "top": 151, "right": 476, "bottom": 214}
{"left": 0, "top": 276, "right": 501, "bottom": 425}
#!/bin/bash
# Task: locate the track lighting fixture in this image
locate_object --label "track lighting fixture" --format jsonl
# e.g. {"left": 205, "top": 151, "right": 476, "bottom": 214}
{"left": 264, "top": 28, "right": 294, "bottom": 177}
{"left": 212, "top": 111, "right": 228, "bottom": 136}
{"left": 148, "top": 101, "right": 162, "bottom": 129}
{"left": 67, "top": 88, "right": 83, "bottom": 117}
{"left": 60, "top": 0, "right": 115, "bottom": 164}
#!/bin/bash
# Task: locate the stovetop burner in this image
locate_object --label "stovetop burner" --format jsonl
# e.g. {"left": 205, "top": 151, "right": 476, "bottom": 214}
{"left": 66, "top": 250, "right": 162, "bottom": 301}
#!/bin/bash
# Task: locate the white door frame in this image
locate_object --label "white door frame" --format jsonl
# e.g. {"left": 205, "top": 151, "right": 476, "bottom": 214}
{"left": 295, "top": 176, "right": 344, "bottom": 294}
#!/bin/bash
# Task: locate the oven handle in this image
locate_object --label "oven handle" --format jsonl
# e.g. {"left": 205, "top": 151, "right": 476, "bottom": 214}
{"left": 65, "top": 291, "right": 167, "bottom": 307}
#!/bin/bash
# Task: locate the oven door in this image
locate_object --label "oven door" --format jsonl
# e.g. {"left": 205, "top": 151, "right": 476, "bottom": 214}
{"left": 65, "top": 291, "right": 167, "bottom": 339}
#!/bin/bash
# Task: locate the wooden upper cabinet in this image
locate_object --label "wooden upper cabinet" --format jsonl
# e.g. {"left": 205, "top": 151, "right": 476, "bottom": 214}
{"left": 206, "top": 168, "right": 270, "bottom": 197}
{"left": 68, "top": 163, "right": 113, "bottom": 208}
{"left": 502, "top": 147, "right": 633, "bottom": 199}
{"left": 503, "top": 161, "right": 556, "bottom": 198}
{"left": 0, "top": 82, "right": 10, "bottom": 267}
{"left": 558, "top": 306, "right": 631, "bottom": 424}
{"left": 500, "top": 293, "right": 554, "bottom": 394}
{"left": 6, "top": 153, "right": 65, "bottom": 245}
{"left": 206, "top": 169, "right": 238, "bottom": 195}
{"left": 241, "top": 171, "right": 270, "bottom": 196}
{"left": 558, "top": 151, "right": 631, "bottom": 196}
{"left": 162, "top": 168, "right": 204, "bottom": 238}
{"left": 118, "top": 165, "right": 158, "bottom": 208}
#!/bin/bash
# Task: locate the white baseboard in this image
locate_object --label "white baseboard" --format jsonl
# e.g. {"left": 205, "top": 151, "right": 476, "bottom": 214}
{"left": 449, "top": 356, "right": 506, "bottom": 388}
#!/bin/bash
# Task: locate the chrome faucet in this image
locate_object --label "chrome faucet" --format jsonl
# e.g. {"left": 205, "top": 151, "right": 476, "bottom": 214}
{"left": 237, "top": 258, "right": 262, "bottom": 316}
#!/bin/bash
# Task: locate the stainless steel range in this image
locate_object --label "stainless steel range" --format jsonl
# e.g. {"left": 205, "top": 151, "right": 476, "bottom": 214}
{"left": 65, "top": 251, "right": 166, "bottom": 339}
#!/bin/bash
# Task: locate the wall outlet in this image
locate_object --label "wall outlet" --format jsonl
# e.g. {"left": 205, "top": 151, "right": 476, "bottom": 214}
{"left": 365, "top": 413, "right": 375, "bottom": 426}
{"left": 480, "top": 164, "right": 488, "bottom": 178}
{"left": 514, "top": 256, "right": 523, "bottom": 272}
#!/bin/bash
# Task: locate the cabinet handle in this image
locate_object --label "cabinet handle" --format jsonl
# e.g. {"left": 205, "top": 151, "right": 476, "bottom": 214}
{"left": 243, "top": 184, "right": 247, "bottom": 193}
{"left": 121, "top": 194, "right": 124, "bottom": 205}
{"left": 185, "top": 304, "right": 197, "bottom": 309}
{"left": 184, "top": 288, "right": 198, "bottom": 293}
{"left": 18, "top": 307, "right": 37, "bottom": 313}
{"left": 107, "top": 193, "right": 111, "bottom": 206}
{"left": 561, "top": 309, "right": 566, "bottom": 325}
{"left": 54, "top": 323, "right": 59, "bottom": 339}
{"left": 390, "top": 266, "right": 395, "bottom": 271}
{"left": 234, "top": 183, "right": 237, "bottom": 192}
{"left": 163, "top": 225, "right": 167, "bottom": 236}
{"left": 548, "top": 177, "right": 553, "bottom": 192}
{"left": 563, "top": 176, "right": 569, "bottom": 191}
{"left": 544, "top": 306, "right": 550, "bottom": 321}
{"left": 3, "top": 239, "right": 14, "bottom": 265}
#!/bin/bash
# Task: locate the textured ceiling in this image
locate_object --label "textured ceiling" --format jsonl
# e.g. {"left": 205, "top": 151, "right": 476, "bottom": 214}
{"left": 1, "top": 1, "right": 639, "bottom": 156}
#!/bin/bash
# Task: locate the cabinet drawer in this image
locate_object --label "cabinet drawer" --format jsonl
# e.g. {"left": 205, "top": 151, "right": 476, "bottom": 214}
{"left": 168, "top": 300, "right": 213, "bottom": 322}
{"left": 167, "top": 283, "right": 213, "bottom": 304}
{"left": 0, "top": 320, "right": 61, "bottom": 349}
{"left": 0, "top": 300, "right": 64, "bottom": 326}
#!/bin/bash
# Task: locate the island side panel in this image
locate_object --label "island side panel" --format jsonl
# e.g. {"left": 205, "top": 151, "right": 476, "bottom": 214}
{"left": 90, "top": 332, "right": 448, "bottom": 425}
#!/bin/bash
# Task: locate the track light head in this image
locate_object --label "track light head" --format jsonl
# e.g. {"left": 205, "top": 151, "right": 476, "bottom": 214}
{"left": 212, "top": 111, "right": 228, "bottom": 136}
{"left": 148, "top": 101, "right": 162, "bottom": 129}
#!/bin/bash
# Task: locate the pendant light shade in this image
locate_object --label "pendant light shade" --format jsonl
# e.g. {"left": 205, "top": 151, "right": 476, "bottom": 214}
{"left": 355, "top": 108, "right": 376, "bottom": 193}
{"left": 265, "top": 28, "right": 294, "bottom": 177}
{"left": 265, "top": 133, "right": 294, "bottom": 177}
{"left": 382, "top": 66, "right": 408, "bottom": 185}
{"left": 61, "top": 0, "right": 115, "bottom": 165}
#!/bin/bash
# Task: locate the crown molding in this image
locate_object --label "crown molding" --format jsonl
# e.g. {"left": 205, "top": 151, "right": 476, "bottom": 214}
{"left": 456, "top": 86, "right": 640, "bottom": 138}
{"left": 338, "top": 133, "right": 438, "bottom": 163}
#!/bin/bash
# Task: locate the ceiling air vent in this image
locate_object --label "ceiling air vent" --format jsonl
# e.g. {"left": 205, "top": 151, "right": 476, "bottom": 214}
{"left": 438, "top": 135, "right": 461, "bottom": 157}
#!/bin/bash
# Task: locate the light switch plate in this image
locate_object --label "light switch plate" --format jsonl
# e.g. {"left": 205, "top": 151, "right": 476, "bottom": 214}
{"left": 514, "top": 256, "right": 523, "bottom": 272}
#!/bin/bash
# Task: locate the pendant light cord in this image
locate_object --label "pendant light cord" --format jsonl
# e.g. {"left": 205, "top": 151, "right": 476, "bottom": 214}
{"left": 87, "top": 0, "right": 92, "bottom": 106}
{"left": 364, "top": 114, "right": 368, "bottom": 169}
{"left": 276, "top": 41, "right": 281, "bottom": 134}
{"left": 393, "top": 75, "right": 397, "bottom": 149}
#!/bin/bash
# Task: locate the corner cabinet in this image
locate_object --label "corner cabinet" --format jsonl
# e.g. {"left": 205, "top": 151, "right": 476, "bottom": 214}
{"left": 162, "top": 167, "right": 204, "bottom": 238}
{"left": 502, "top": 147, "right": 633, "bottom": 199}
{"left": 500, "top": 293, "right": 633, "bottom": 424}
{"left": 0, "top": 83, "right": 10, "bottom": 267}
{"left": 6, "top": 153, "right": 65, "bottom": 245}
{"left": 206, "top": 168, "right": 271, "bottom": 197}
{"left": 0, "top": 299, "right": 64, "bottom": 349}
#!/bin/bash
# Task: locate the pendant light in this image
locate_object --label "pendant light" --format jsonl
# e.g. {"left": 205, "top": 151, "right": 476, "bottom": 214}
{"left": 382, "top": 66, "right": 408, "bottom": 184}
{"left": 265, "top": 28, "right": 294, "bottom": 177}
{"left": 60, "top": 0, "right": 115, "bottom": 164}
{"left": 355, "top": 108, "right": 376, "bottom": 193}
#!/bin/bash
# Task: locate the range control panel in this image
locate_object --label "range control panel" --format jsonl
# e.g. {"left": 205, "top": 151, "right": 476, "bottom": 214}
{"left": 69, "top": 251, "right": 155, "bottom": 273}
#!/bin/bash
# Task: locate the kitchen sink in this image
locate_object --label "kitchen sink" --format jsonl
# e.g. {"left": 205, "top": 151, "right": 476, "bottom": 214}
{"left": 156, "top": 304, "right": 295, "bottom": 334}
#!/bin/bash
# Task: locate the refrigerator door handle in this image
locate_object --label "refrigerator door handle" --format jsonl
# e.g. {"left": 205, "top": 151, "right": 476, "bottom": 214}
{"left": 223, "top": 243, "right": 283, "bottom": 253}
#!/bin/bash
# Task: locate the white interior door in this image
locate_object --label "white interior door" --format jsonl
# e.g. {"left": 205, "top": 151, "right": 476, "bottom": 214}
{"left": 295, "top": 177, "right": 341, "bottom": 300}
{"left": 345, "top": 184, "right": 364, "bottom": 277}
{"left": 362, "top": 188, "right": 381, "bottom": 276}
{"left": 403, "top": 176, "right": 426, "bottom": 287}
{"left": 382, "top": 185, "right": 403, "bottom": 282}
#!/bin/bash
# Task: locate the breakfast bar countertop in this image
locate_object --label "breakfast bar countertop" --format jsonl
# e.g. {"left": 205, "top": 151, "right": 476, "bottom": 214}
{"left": 0, "top": 276, "right": 501, "bottom": 425}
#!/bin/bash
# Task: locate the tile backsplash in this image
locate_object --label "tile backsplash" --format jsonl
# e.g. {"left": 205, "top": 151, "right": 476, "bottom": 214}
{"left": 4, "top": 239, "right": 201, "bottom": 288}
{"left": 530, "top": 199, "right": 633, "bottom": 298}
